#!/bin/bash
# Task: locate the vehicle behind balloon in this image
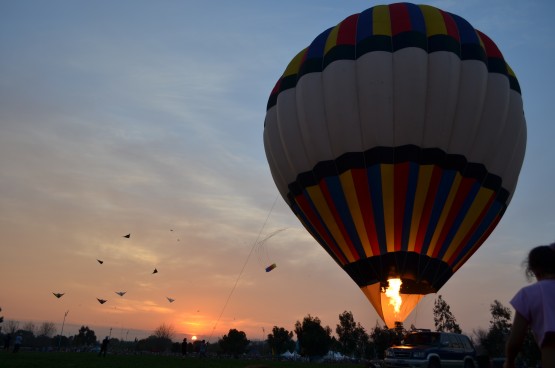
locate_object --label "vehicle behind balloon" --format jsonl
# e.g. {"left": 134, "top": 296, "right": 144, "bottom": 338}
{"left": 384, "top": 331, "right": 477, "bottom": 368}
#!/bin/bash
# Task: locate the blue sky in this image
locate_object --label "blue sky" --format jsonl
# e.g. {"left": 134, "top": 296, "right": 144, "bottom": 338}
{"left": 1, "top": 0, "right": 554, "bottom": 341}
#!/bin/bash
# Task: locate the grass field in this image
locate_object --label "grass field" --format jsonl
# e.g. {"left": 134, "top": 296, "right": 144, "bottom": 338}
{"left": 0, "top": 352, "right": 368, "bottom": 368}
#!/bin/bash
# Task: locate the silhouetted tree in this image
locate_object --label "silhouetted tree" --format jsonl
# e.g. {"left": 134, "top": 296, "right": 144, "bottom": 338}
{"left": 475, "top": 301, "right": 540, "bottom": 366}
{"left": 369, "top": 322, "right": 400, "bottom": 359}
{"left": 5, "top": 320, "right": 19, "bottom": 335}
{"left": 136, "top": 335, "right": 172, "bottom": 352}
{"left": 73, "top": 326, "right": 97, "bottom": 346}
{"left": 267, "top": 326, "right": 294, "bottom": 355}
{"left": 294, "top": 314, "right": 332, "bottom": 360}
{"left": 519, "top": 329, "right": 541, "bottom": 367}
{"left": 477, "top": 300, "right": 511, "bottom": 357}
{"left": 22, "top": 322, "right": 36, "bottom": 336}
{"left": 433, "top": 295, "right": 462, "bottom": 333}
{"left": 53, "top": 334, "right": 71, "bottom": 350}
{"left": 336, "top": 310, "right": 369, "bottom": 358}
{"left": 219, "top": 328, "right": 249, "bottom": 358}
{"left": 153, "top": 323, "right": 175, "bottom": 340}
{"left": 37, "top": 322, "right": 56, "bottom": 338}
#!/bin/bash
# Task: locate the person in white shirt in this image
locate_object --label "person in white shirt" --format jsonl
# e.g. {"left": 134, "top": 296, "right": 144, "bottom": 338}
{"left": 505, "top": 243, "right": 555, "bottom": 368}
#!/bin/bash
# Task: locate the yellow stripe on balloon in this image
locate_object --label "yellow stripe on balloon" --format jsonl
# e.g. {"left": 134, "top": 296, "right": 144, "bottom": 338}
{"left": 408, "top": 165, "right": 434, "bottom": 251}
{"left": 427, "top": 173, "right": 462, "bottom": 257}
{"left": 293, "top": 197, "right": 348, "bottom": 266}
{"left": 340, "top": 170, "right": 373, "bottom": 257}
{"left": 283, "top": 48, "right": 307, "bottom": 78}
{"left": 419, "top": 5, "right": 447, "bottom": 36}
{"left": 306, "top": 185, "right": 356, "bottom": 263}
{"left": 324, "top": 24, "right": 340, "bottom": 55}
{"left": 381, "top": 164, "right": 395, "bottom": 252}
{"left": 372, "top": 5, "right": 392, "bottom": 36}
{"left": 442, "top": 187, "right": 495, "bottom": 261}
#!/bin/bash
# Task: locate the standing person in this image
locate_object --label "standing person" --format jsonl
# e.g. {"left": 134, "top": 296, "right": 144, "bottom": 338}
{"left": 504, "top": 243, "right": 555, "bottom": 368}
{"left": 98, "top": 336, "right": 109, "bottom": 357}
{"left": 12, "top": 334, "right": 22, "bottom": 353}
{"left": 3, "top": 333, "right": 10, "bottom": 351}
{"left": 181, "top": 337, "right": 188, "bottom": 357}
{"left": 199, "top": 340, "right": 207, "bottom": 358}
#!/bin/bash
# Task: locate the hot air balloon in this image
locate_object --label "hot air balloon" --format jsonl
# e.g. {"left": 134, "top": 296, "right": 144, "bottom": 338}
{"left": 263, "top": 3, "right": 526, "bottom": 328}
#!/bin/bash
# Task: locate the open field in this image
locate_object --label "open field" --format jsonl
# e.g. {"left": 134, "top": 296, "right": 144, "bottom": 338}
{"left": 0, "top": 352, "right": 367, "bottom": 368}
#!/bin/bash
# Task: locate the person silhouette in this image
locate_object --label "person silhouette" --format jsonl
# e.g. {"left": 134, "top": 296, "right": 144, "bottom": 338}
{"left": 181, "top": 337, "right": 188, "bottom": 357}
{"left": 504, "top": 243, "right": 555, "bottom": 368}
{"left": 98, "top": 336, "right": 109, "bottom": 357}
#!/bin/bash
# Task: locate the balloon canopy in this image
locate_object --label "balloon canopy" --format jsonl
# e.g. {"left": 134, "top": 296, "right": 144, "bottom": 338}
{"left": 263, "top": 3, "right": 526, "bottom": 327}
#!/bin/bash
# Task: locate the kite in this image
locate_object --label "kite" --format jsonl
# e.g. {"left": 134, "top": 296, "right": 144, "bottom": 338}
{"left": 123, "top": 234, "right": 130, "bottom": 238}
{"left": 265, "top": 263, "right": 277, "bottom": 272}
{"left": 166, "top": 297, "right": 175, "bottom": 303}
{"left": 152, "top": 268, "right": 158, "bottom": 274}
{"left": 53, "top": 292, "right": 65, "bottom": 298}
{"left": 97, "top": 259, "right": 104, "bottom": 264}
{"left": 97, "top": 298, "right": 107, "bottom": 304}
{"left": 115, "top": 291, "right": 126, "bottom": 297}
{"left": 263, "top": 3, "right": 526, "bottom": 327}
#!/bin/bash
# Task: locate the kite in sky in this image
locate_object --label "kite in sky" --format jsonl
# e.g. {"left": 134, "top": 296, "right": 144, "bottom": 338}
{"left": 123, "top": 234, "right": 130, "bottom": 238}
{"left": 152, "top": 268, "right": 158, "bottom": 274}
{"left": 97, "top": 298, "right": 107, "bottom": 304}
{"left": 265, "top": 263, "right": 277, "bottom": 272}
{"left": 97, "top": 259, "right": 103, "bottom": 264}
{"left": 167, "top": 297, "right": 175, "bottom": 303}
{"left": 52, "top": 292, "right": 65, "bottom": 298}
{"left": 115, "top": 291, "right": 126, "bottom": 297}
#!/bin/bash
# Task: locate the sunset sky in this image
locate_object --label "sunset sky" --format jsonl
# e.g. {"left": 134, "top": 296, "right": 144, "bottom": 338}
{"left": 1, "top": 1, "right": 555, "bottom": 343}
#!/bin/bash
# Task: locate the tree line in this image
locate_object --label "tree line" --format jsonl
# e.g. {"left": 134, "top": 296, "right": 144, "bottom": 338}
{"left": 0, "top": 297, "right": 541, "bottom": 366}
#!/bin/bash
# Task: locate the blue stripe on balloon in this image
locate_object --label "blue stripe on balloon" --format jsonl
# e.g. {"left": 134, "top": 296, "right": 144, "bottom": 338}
{"left": 436, "top": 181, "right": 481, "bottom": 259}
{"left": 421, "top": 170, "right": 456, "bottom": 255}
{"left": 324, "top": 176, "right": 367, "bottom": 259}
{"left": 307, "top": 27, "right": 332, "bottom": 60}
{"left": 401, "top": 162, "right": 419, "bottom": 251}
{"left": 450, "top": 200, "right": 502, "bottom": 267}
{"left": 292, "top": 198, "right": 344, "bottom": 266}
{"left": 450, "top": 13, "right": 479, "bottom": 45}
{"left": 367, "top": 165, "right": 387, "bottom": 255}
{"left": 356, "top": 7, "right": 374, "bottom": 42}
{"left": 405, "top": 3, "right": 426, "bottom": 34}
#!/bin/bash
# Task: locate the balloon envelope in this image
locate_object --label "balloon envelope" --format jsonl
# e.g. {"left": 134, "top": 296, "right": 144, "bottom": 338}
{"left": 263, "top": 3, "right": 526, "bottom": 327}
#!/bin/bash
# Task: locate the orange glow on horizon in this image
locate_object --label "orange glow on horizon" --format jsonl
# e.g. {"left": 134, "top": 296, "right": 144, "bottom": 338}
{"left": 191, "top": 336, "right": 197, "bottom": 341}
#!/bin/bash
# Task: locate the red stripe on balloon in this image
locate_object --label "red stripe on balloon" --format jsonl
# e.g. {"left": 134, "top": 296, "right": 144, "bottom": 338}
{"left": 394, "top": 162, "right": 410, "bottom": 251}
{"left": 336, "top": 14, "right": 359, "bottom": 45}
{"left": 319, "top": 179, "right": 361, "bottom": 262}
{"left": 440, "top": 10, "right": 460, "bottom": 42}
{"left": 389, "top": 3, "right": 412, "bottom": 36}
{"left": 431, "top": 177, "right": 475, "bottom": 259}
{"left": 476, "top": 30, "right": 503, "bottom": 59}
{"left": 451, "top": 211, "right": 502, "bottom": 272}
{"left": 351, "top": 168, "right": 381, "bottom": 256}
{"left": 414, "top": 166, "right": 442, "bottom": 253}
{"left": 446, "top": 194, "right": 496, "bottom": 267}
{"left": 294, "top": 194, "right": 349, "bottom": 265}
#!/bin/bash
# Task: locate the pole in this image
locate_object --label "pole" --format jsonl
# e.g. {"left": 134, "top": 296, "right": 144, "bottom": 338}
{"left": 58, "top": 310, "right": 69, "bottom": 351}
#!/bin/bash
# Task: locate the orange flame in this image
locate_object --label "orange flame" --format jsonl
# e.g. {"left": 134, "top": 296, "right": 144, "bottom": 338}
{"left": 385, "top": 278, "right": 402, "bottom": 314}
